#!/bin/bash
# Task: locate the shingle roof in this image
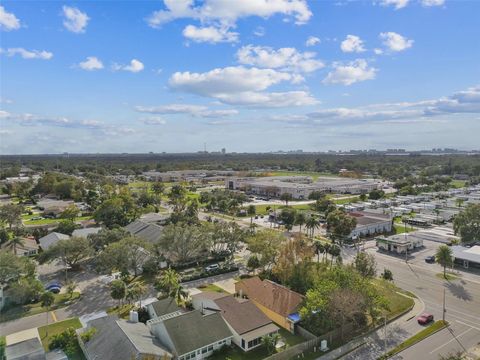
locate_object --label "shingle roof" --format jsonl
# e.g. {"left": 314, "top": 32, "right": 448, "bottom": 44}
{"left": 38, "top": 232, "right": 69, "bottom": 250}
{"left": 150, "top": 297, "right": 182, "bottom": 317}
{"left": 125, "top": 220, "right": 163, "bottom": 243}
{"left": 82, "top": 316, "right": 170, "bottom": 360}
{"left": 162, "top": 311, "right": 231, "bottom": 356}
{"left": 5, "top": 337, "right": 45, "bottom": 360}
{"left": 213, "top": 295, "right": 275, "bottom": 335}
{"left": 235, "top": 277, "right": 304, "bottom": 317}
{"left": 71, "top": 227, "right": 102, "bottom": 238}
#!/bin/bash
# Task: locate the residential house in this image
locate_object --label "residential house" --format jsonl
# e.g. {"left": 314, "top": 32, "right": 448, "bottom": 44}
{"left": 125, "top": 220, "right": 163, "bottom": 244}
{"left": 3, "top": 237, "right": 39, "bottom": 257}
{"left": 146, "top": 297, "right": 184, "bottom": 322}
{"left": 38, "top": 232, "right": 69, "bottom": 250}
{"left": 77, "top": 315, "right": 172, "bottom": 360}
{"left": 71, "top": 227, "right": 102, "bottom": 239}
{"left": 192, "top": 292, "right": 279, "bottom": 352}
{"left": 235, "top": 277, "right": 304, "bottom": 333}
{"left": 149, "top": 310, "right": 232, "bottom": 360}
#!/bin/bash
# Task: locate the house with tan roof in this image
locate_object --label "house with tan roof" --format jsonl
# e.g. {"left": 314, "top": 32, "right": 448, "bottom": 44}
{"left": 234, "top": 276, "right": 304, "bottom": 333}
{"left": 192, "top": 292, "right": 279, "bottom": 352}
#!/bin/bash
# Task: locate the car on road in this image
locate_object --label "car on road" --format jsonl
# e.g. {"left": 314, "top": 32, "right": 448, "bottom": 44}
{"left": 417, "top": 313, "right": 434, "bottom": 325}
{"left": 425, "top": 256, "right": 435, "bottom": 263}
{"left": 205, "top": 264, "right": 220, "bottom": 272}
{"left": 31, "top": 216, "right": 43, "bottom": 220}
{"left": 45, "top": 281, "right": 62, "bottom": 294}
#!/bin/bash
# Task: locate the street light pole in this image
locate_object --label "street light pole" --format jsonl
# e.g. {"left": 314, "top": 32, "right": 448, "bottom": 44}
{"left": 384, "top": 314, "right": 387, "bottom": 355}
{"left": 442, "top": 288, "right": 446, "bottom": 321}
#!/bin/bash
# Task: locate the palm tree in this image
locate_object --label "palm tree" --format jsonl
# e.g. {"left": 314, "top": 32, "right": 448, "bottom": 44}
{"left": 329, "top": 244, "right": 341, "bottom": 267}
{"left": 323, "top": 243, "right": 331, "bottom": 262}
{"left": 313, "top": 241, "right": 325, "bottom": 262}
{"left": 436, "top": 245, "right": 454, "bottom": 279}
{"left": 40, "top": 291, "right": 55, "bottom": 338}
{"left": 295, "top": 212, "right": 306, "bottom": 233}
{"left": 9, "top": 237, "right": 25, "bottom": 256}
{"left": 305, "top": 216, "right": 319, "bottom": 238}
{"left": 247, "top": 205, "right": 256, "bottom": 225}
{"left": 156, "top": 268, "right": 180, "bottom": 296}
{"left": 126, "top": 282, "right": 147, "bottom": 306}
{"left": 172, "top": 284, "right": 188, "bottom": 305}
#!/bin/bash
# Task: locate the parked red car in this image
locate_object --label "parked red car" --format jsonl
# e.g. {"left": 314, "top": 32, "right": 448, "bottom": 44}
{"left": 417, "top": 313, "right": 434, "bottom": 325}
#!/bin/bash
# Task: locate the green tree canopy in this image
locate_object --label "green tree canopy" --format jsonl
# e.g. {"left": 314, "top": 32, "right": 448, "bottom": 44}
{"left": 453, "top": 204, "right": 480, "bottom": 244}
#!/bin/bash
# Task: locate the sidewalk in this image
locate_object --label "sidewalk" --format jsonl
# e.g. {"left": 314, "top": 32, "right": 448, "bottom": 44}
{"left": 316, "top": 295, "right": 424, "bottom": 360}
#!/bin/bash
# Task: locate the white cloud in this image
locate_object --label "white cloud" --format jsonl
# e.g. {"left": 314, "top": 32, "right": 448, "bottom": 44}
{"left": 2, "top": 48, "right": 53, "bottom": 60}
{"left": 0, "top": 97, "right": 13, "bottom": 104}
{"left": 142, "top": 117, "right": 167, "bottom": 125}
{"left": 169, "top": 66, "right": 295, "bottom": 96}
{"left": 236, "top": 45, "right": 324, "bottom": 73}
{"left": 374, "top": 48, "right": 384, "bottom": 55}
{"left": 380, "top": 32, "right": 414, "bottom": 52}
{"left": 0, "top": 129, "right": 13, "bottom": 135}
{"left": 340, "top": 35, "right": 366, "bottom": 53}
{"left": 253, "top": 26, "right": 265, "bottom": 37}
{"left": 62, "top": 6, "right": 89, "bottom": 33}
{"left": 168, "top": 65, "right": 318, "bottom": 108}
{"left": 421, "top": 0, "right": 445, "bottom": 6}
{"left": 306, "top": 36, "right": 321, "bottom": 47}
{"left": 135, "top": 103, "right": 239, "bottom": 118}
{"left": 323, "top": 59, "right": 377, "bottom": 86}
{"left": 112, "top": 59, "right": 144, "bottom": 73}
{"left": 147, "top": 0, "right": 312, "bottom": 28}
{"left": 78, "top": 56, "right": 104, "bottom": 71}
{"left": 379, "top": 0, "right": 409, "bottom": 10}
{"left": 0, "top": 5, "right": 20, "bottom": 31}
{"left": 183, "top": 25, "right": 238, "bottom": 43}
{"left": 214, "top": 91, "right": 318, "bottom": 107}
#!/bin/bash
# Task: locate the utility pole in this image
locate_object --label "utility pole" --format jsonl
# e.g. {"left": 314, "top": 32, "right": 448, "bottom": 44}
{"left": 384, "top": 314, "right": 387, "bottom": 356}
{"left": 442, "top": 288, "right": 446, "bottom": 321}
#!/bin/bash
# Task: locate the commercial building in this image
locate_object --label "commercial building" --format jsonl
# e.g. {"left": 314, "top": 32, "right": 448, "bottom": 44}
{"left": 348, "top": 212, "right": 392, "bottom": 239}
{"left": 375, "top": 234, "right": 423, "bottom": 254}
{"left": 452, "top": 245, "right": 480, "bottom": 269}
{"left": 226, "top": 176, "right": 380, "bottom": 200}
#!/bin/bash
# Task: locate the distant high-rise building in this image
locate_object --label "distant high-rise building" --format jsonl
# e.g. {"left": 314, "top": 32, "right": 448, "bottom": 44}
{"left": 221, "top": 148, "right": 226, "bottom": 154}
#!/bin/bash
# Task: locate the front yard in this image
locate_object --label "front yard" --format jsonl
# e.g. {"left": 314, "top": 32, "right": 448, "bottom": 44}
{"left": 38, "top": 317, "right": 85, "bottom": 360}
{"left": 210, "top": 328, "right": 305, "bottom": 360}
{"left": 0, "top": 292, "right": 80, "bottom": 323}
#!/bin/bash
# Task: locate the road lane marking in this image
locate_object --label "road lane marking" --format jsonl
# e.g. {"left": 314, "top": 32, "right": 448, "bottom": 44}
{"left": 456, "top": 320, "right": 480, "bottom": 331}
{"left": 429, "top": 327, "right": 472, "bottom": 354}
{"left": 422, "top": 299, "right": 480, "bottom": 322}
{"left": 51, "top": 311, "right": 57, "bottom": 322}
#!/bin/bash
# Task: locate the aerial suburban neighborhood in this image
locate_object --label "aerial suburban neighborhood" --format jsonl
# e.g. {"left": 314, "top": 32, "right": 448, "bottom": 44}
{"left": 1, "top": 0, "right": 480, "bottom": 360}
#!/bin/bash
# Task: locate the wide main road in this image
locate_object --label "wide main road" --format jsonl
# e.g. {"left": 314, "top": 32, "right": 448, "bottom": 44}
{"left": 367, "top": 246, "right": 480, "bottom": 360}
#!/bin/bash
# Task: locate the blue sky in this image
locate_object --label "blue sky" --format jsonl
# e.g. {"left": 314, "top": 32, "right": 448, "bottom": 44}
{"left": 1, "top": 0, "right": 479, "bottom": 154}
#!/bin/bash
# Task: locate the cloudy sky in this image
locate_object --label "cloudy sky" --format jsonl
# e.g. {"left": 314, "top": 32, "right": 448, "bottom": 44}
{"left": 1, "top": 0, "right": 479, "bottom": 154}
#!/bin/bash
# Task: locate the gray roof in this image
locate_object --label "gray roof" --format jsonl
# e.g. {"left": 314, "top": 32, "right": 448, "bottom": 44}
{"left": 452, "top": 245, "right": 480, "bottom": 264}
{"left": 162, "top": 311, "right": 231, "bottom": 356}
{"left": 82, "top": 316, "right": 170, "bottom": 360}
{"left": 5, "top": 338, "right": 45, "bottom": 360}
{"left": 125, "top": 220, "right": 163, "bottom": 243}
{"left": 214, "top": 295, "right": 275, "bottom": 335}
{"left": 150, "top": 298, "right": 182, "bottom": 317}
{"left": 38, "top": 232, "right": 69, "bottom": 250}
{"left": 71, "top": 227, "right": 102, "bottom": 238}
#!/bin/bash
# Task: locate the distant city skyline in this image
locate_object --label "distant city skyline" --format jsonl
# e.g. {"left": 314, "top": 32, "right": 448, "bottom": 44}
{"left": 1, "top": 0, "right": 479, "bottom": 154}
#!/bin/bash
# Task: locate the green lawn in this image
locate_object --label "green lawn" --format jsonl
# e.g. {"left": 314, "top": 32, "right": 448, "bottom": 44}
{"left": 332, "top": 196, "right": 360, "bottom": 205}
{"left": 0, "top": 336, "right": 5, "bottom": 360}
{"left": 451, "top": 180, "right": 466, "bottom": 189}
{"left": 379, "top": 320, "right": 448, "bottom": 359}
{"left": 267, "top": 171, "right": 338, "bottom": 180}
{"left": 38, "top": 318, "right": 85, "bottom": 360}
{"left": 23, "top": 216, "right": 92, "bottom": 226}
{"left": 0, "top": 292, "right": 80, "bottom": 323}
{"left": 107, "top": 304, "right": 135, "bottom": 319}
{"left": 394, "top": 224, "right": 414, "bottom": 235}
{"left": 435, "top": 272, "right": 459, "bottom": 281}
{"left": 373, "top": 280, "right": 414, "bottom": 320}
{"left": 198, "top": 283, "right": 227, "bottom": 293}
{"left": 210, "top": 328, "right": 305, "bottom": 360}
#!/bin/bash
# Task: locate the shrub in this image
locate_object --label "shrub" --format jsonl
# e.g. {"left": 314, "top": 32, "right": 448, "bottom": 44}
{"left": 80, "top": 327, "right": 96, "bottom": 343}
{"left": 49, "top": 327, "right": 78, "bottom": 355}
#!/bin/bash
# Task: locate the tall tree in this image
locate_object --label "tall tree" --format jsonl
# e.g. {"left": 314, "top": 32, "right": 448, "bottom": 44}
{"left": 305, "top": 216, "right": 319, "bottom": 238}
{"left": 354, "top": 252, "right": 377, "bottom": 278}
{"left": 97, "top": 237, "right": 149, "bottom": 276}
{"left": 295, "top": 212, "right": 306, "bottom": 233}
{"left": 9, "top": 237, "right": 25, "bottom": 256}
{"left": 247, "top": 230, "right": 285, "bottom": 271}
{"left": 453, "top": 204, "right": 480, "bottom": 244}
{"left": 436, "top": 245, "right": 454, "bottom": 278}
{"left": 39, "top": 237, "right": 93, "bottom": 270}
{"left": 280, "top": 193, "right": 293, "bottom": 206}
{"left": 326, "top": 210, "right": 357, "bottom": 245}
{"left": 40, "top": 291, "right": 55, "bottom": 337}
{"left": 0, "top": 204, "right": 23, "bottom": 229}
{"left": 110, "top": 279, "right": 127, "bottom": 305}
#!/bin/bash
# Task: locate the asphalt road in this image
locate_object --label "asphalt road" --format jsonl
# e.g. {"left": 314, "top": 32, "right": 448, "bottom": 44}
{"left": 363, "top": 243, "right": 480, "bottom": 360}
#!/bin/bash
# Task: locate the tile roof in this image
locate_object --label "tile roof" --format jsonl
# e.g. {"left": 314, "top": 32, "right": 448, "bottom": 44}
{"left": 162, "top": 311, "right": 231, "bottom": 356}
{"left": 235, "top": 277, "right": 304, "bottom": 317}
{"left": 213, "top": 295, "right": 276, "bottom": 335}
{"left": 125, "top": 220, "right": 163, "bottom": 243}
{"left": 38, "top": 232, "right": 69, "bottom": 250}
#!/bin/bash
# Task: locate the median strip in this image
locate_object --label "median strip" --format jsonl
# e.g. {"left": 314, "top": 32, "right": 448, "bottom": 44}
{"left": 377, "top": 320, "right": 449, "bottom": 359}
